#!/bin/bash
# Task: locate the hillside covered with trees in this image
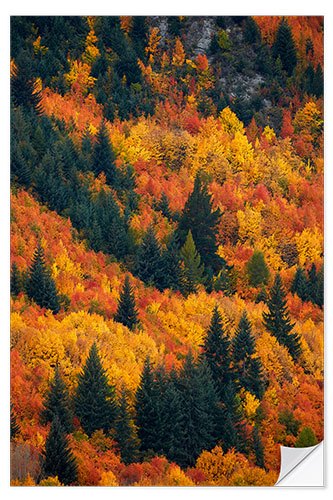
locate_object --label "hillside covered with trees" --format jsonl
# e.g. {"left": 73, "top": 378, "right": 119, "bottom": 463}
{"left": 10, "top": 15, "right": 323, "bottom": 486}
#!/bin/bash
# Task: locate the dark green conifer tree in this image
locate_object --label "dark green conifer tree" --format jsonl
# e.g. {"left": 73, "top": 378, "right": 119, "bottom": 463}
{"left": 114, "top": 390, "right": 140, "bottom": 465}
{"left": 313, "top": 64, "right": 324, "bottom": 98}
{"left": 114, "top": 275, "right": 139, "bottom": 330}
{"left": 40, "top": 365, "right": 73, "bottom": 433}
{"left": 176, "top": 173, "right": 222, "bottom": 272}
{"left": 159, "top": 369, "right": 186, "bottom": 463}
{"left": 201, "top": 305, "right": 232, "bottom": 401}
{"left": 99, "top": 16, "right": 126, "bottom": 55}
{"left": 255, "top": 286, "right": 268, "bottom": 304}
{"left": 130, "top": 16, "right": 147, "bottom": 61}
{"left": 26, "top": 242, "right": 61, "bottom": 314}
{"left": 244, "top": 16, "right": 262, "bottom": 44}
{"left": 155, "top": 192, "right": 173, "bottom": 220}
{"left": 174, "top": 351, "right": 217, "bottom": 468}
{"left": 278, "top": 409, "right": 301, "bottom": 437}
{"left": 11, "top": 50, "right": 44, "bottom": 115}
{"left": 304, "top": 63, "right": 315, "bottom": 95}
{"left": 246, "top": 250, "right": 269, "bottom": 288}
{"left": 32, "top": 125, "right": 46, "bottom": 159}
{"left": 91, "top": 120, "right": 117, "bottom": 185}
{"left": 161, "top": 231, "right": 183, "bottom": 291}
{"left": 42, "top": 416, "right": 78, "bottom": 485}
{"left": 115, "top": 42, "right": 143, "bottom": 86}
{"left": 315, "top": 264, "right": 324, "bottom": 309}
{"left": 217, "top": 380, "right": 246, "bottom": 453}
{"left": 93, "top": 189, "right": 128, "bottom": 259}
{"left": 180, "top": 230, "right": 205, "bottom": 295}
{"left": 272, "top": 18, "right": 297, "bottom": 76}
{"left": 307, "top": 263, "right": 319, "bottom": 305}
{"left": 11, "top": 141, "right": 32, "bottom": 187}
{"left": 80, "top": 125, "right": 94, "bottom": 171}
{"left": 252, "top": 425, "right": 265, "bottom": 468}
{"left": 73, "top": 342, "right": 118, "bottom": 436}
{"left": 134, "top": 224, "right": 165, "bottom": 290}
{"left": 263, "top": 274, "right": 302, "bottom": 360}
{"left": 134, "top": 356, "right": 161, "bottom": 453}
{"left": 291, "top": 267, "right": 308, "bottom": 302}
{"left": 295, "top": 427, "right": 318, "bottom": 448}
{"left": 11, "top": 403, "right": 20, "bottom": 439}
{"left": 232, "top": 312, "right": 264, "bottom": 399}
{"left": 11, "top": 262, "right": 22, "bottom": 297}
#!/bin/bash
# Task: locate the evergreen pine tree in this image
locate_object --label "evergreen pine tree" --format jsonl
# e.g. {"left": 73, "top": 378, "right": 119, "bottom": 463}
{"left": 26, "top": 242, "right": 61, "bottom": 314}
{"left": 134, "top": 356, "right": 161, "bottom": 453}
{"left": 114, "top": 390, "right": 140, "bottom": 465}
{"left": 252, "top": 425, "right": 265, "bottom": 468}
{"left": 42, "top": 416, "right": 78, "bottom": 486}
{"left": 278, "top": 409, "right": 301, "bottom": 437}
{"left": 40, "top": 365, "right": 73, "bottom": 434}
{"left": 217, "top": 380, "right": 246, "bottom": 453}
{"left": 304, "top": 63, "right": 315, "bottom": 95}
{"left": 211, "top": 259, "right": 235, "bottom": 296}
{"left": 295, "top": 427, "right": 318, "bottom": 448}
{"left": 174, "top": 351, "right": 218, "bottom": 468}
{"left": 180, "top": 230, "right": 205, "bottom": 295}
{"left": 201, "top": 305, "right": 232, "bottom": 401}
{"left": 159, "top": 369, "right": 186, "bottom": 463}
{"left": 263, "top": 274, "right": 302, "bottom": 360}
{"left": 80, "top": 125, "right": 93, "bottom": 170}
{"left": 244, "top": 16, "right": 262, "bottom": 44}
{"left": 255, "top": 286, "right": 268, "bottom": 304}
{"left": 155, "top": 192, "right": 173, "bottom": 220}
{"left": 232, "top": 312, "right": 264, "bottom": 399}
{"left": 92, "top": 189, "right": 128, "bottom": 259}
{"left": 11, "top": 262, "right": 22, "bottom": 297}
{"left": 307, "top": 263, "right": 319, "bottom": 305}
{"left": 11, "top": 141, "right": 32, "bottom": 187}
{"left": 315, "top": 264, "right": 324, "bottom": 309}
{"left": 161, "top": 231, "right": 183, "bottom": 291}
{"left": 272, "top": 18, "right": 297, "bottom": 76}
{"left": 114, "top": 275, "right": 139, "bottom": 330}
{"left": 130, "top": 16, "right": 147, "bottom": 61}
{"left": 246, "top": 250, "right": 269, "bottom": 288}
{"left": 291, "top": 267, "right": 309, "bottom": 302}
{"left": 176, "top": 173, "right": 222, "bottom": 271}
{"left": 11, "top": 403, "right": 20, "bottom": 439}
{"left": 32, "top": 125, "right": 46, "bottom": 159}
{"left": 73, "top": 342, "right": 118, "bottom": 436}
{"left": 11, "top": 50, "right": 43, "bottom": 115}
{"left": 134, "top": 224, "right": 165, "bottom": 290}
{"left": 91, "top": 120, "right": 117, "bottom": 185}
{"left": 313, "top": 63, "right": 324, "bottom": 98}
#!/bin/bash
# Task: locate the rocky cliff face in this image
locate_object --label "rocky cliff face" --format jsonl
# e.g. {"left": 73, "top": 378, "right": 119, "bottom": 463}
{"left": 148, "top": 16, "right": 271, "bottom": 119}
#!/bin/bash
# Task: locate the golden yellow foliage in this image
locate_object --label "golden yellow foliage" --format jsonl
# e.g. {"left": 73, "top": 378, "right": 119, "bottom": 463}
{"left": 196, "top": 446, "right": 248, "bottom": 485}
{"left": 237, "top": 204, "right": 262, "bottom": 244}
{"left": 98, "top": 471, "right": 119, "bottom": 486}
{"left": 293, "top": 101, "right": 323, "bottom": 140}
{"left": 240, "top": 390, "right": 260, "bottom": 422}
{"left": 163, "top": 466, "right": 195, "bottom": 486}
{"left": 172, "top": 38, "right": 185, "bottom": 67}
{"left": 11, "top": 473, "right": 36, "bottom": 486}
{"left": 64, "top": 60, "right": 97, "bottom": 95}
{"left": 33, "top": 36, "right": 48, "bottom": 55}
{"left": 39, "top": 476, "right": 63, "bottom": 486}
{"left": 219, "top": 107, "right": 245, "bottom": 135}
{"left": 145, "top": 27, "right": 161, "bottom": 65}
{"left": 295, "top": 226, "right": 323, "bottom": 266}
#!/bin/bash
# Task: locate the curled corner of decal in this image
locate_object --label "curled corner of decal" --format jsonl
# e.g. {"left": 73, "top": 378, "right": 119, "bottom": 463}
{"left": 274, "top": 441, "right": 324, "bottom": 487}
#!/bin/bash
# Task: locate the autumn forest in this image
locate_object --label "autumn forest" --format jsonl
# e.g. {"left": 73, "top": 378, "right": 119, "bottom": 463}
{"left": 10, "top": 15, "right": 323, "bottom": 486}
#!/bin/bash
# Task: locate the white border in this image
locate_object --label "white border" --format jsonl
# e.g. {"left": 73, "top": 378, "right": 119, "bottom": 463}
{"left": 2, "top": 2, "right": 331, "bottom": 498}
